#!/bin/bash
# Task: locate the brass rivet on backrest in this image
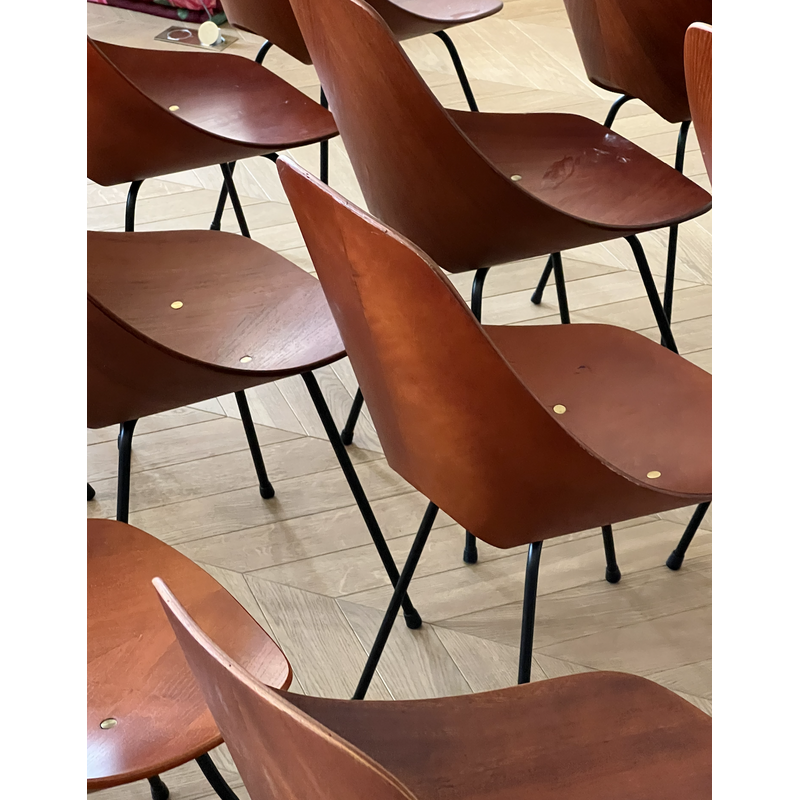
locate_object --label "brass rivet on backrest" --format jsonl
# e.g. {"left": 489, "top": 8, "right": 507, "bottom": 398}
{"left": 646, "top": 471, "right": 661, "bottom": 479}
{"left": 240, "top": 355, "right": 253, "bottom": 363}
{"left": 169, "top": 105, "right": 180, "bottom": 111}
{"left": 553, "top": 404, "right": 567, "bottom": 414}
{"left": 170, "top": 301, "right": 184, "bottom": 309}
{"left": 510, "top": 174, "right": 522, "bottom": 181}
{"left": 100, "top": 718, "right": 118, "bottom": 729}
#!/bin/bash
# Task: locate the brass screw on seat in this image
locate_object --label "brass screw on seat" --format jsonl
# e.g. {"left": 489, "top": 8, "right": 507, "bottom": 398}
{"left": 100, "top": 718, "right": 118, "bottom": 730}
{"left": 240, "top": 355, "right": 253, "bottom": 363}
{"left": 511, "top": 174, "right": 522, "bottom": 181}
{"left": 170, "top": 301, "right": 184, "bottom": 309}
{"left": 553, "top": 404, "right": 567, "bottom": 414}
{"left": 647, "top": 471, "right": 662, "bottom": 479}
{"left": 169, "top": 105, "right": 180, "bottom": 111}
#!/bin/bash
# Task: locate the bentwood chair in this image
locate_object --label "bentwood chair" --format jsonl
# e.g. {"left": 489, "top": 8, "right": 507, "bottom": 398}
{"left": 287, "top": 0, "right": 711, "bottom": 558}
{"left": 531, "top": 1, "right": 713, "bottom": 316}
{"left": 87, "top": 35, "right": 338, "bottom": 512}
{"left": 277, "top": 156, "right": 711, "bottom": 694}
{"left": 155, "top": 575, "right": 712, "bottom": 800}
{"left": 87, "top": 228, "right": 421, "bottom": 626}
{"left": 684, "top": 23, "right": 711, "bottom": 182}
{"left": 88, "top": 518, "right": 292, "bottom": 800}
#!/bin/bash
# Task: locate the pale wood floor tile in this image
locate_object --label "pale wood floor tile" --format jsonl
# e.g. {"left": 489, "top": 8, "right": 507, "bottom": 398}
{"left": 339, "top": 601, "right": 472, "bottom": 699}
{"left": 245, "top": 578, "right": 393, "bottom": 699}
{"left": 125, "top": 460, "right": 415, "bottom": 545}
{"left": 176, "top": 492, "right": 455, "bottom": 573}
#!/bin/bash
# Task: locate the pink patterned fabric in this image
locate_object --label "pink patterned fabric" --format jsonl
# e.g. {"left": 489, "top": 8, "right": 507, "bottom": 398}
{"left": 88, "top": 0, "right": 224, "bottom": 24}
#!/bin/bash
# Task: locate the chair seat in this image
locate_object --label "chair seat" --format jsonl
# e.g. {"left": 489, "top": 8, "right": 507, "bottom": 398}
{"left": 287, "top": 671, "right": 711, "bottom": 800}
{"left": 389, "top": 0, "right": 503, "bottom": 38}
{"left": 87, "top": 519, "right": 291, "bottom": 790}
{"left": 94, "top": 40, "right": 337, "bottom": 163}
{"left": 88, "top": 230, "right": 345, "bottom": 376}
{"left": 450, "top": 110, "right": 711, "bottom": 230}
{"left": 485, "top": 323, "right": 711, "bottom": 498}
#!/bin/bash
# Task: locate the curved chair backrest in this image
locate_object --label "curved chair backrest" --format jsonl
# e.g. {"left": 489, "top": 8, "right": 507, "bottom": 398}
{"left": 286, "top": 0, "right": 575, "bottom": 273}
{"left": 154, "top": 578, "right": 418, "bottom": 800}
{"left": 684, "top": 23, "right": 711, "bottom": 182}
{"left": 563, "top": 0, "right": 712, "bottom": 123}
{"left": 278, "top": 157, "right": 679, "bottom": 548}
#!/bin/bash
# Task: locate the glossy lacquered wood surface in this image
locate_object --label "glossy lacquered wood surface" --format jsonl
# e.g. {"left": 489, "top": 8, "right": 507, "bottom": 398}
{"left": 88, "top": 229, "right": 344, "bottom": 428}
{"left": 278, "top": 157, "right": 710, "bottom": 548}
{"left": 224, "top": 0, "right": 502, "bottom": 64}
{"left": 87, "top": 38, "right": 336, "bottom": 186}
{"left": 684, "top": 23, "right": 711, "bottom": 181}
{"left": 287, "top": 0, "right": 710, "bottom": 273}
{"left": 564, "top": 0, "right": 712, "bottom": 123}
{"left": 156, "top": 578, "right": 711, "bottom": 800}
{"left": 87, "top": 519, "right": 291, "bottom": 791}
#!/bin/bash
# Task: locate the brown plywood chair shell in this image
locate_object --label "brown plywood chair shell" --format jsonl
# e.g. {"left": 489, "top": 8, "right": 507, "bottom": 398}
{"left": 88, "top": 519, "right": 291, "bottom": 795}
{"left": 87, "top": 37, "right": 336, "bottom": 187}
{"left": 684, "top": 23, "right": 711, "bottom": 182}
{"left": 155, "top": 575, "right": 712, "bottom": 800}
{"left": 564, "top": 0, "right": 712, "bottom": 125}
{"left": 277, "top": 156, "right": 710, "bottom": 690}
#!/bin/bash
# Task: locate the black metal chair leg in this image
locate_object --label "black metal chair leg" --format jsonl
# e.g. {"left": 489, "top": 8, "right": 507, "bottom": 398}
{"left": 601, "top": 525, "right": 621, "bottom": 583}
{"left": 219, "top": 163, "right": 250, "bottom": 238}
{"left": 210, "top": 162, "right": 233, "bottom": 232}
{"left": 147, "top": 775, "right": 169, "bottom": 800}
{"left": 462, "top": 269, "right": 491, "bottom": 565}
{"left": 340, "top": 388, "right": 364, "bottom": 445}
{"left": 551, "top": 252, "right": 570, "bottom": 324}
{"left": 662, "top": 119, "right": 693, "bottom": 335}
{"left": 254, "top": 40, "right": 273, "bottom": 65}
{"left": 530, "top": 255, "right": 554, "bottom": 304}
{"left": 518, "top": 540, "right": 543, "bottom": 684}
{"left": 624, "top": 235, "right": 678, "bottom": 353}
{"left": 116, "top": 419, "right": 138, "bottom": 524}
{"left": 302, "top": 372, "right": 422, "bottom": 629}
{"left": 320, "top": 89, "right": 330, "bottom": 185}
{"left": 433, "top": 31, "right": 479, "bottom": 112}
{"left": 125, "top": 180, "right": 143, "bottom": 232}
{"left": 234, "top": 390, "right": 275, "bottom": 500}
{"left": 603, "top": 94, "right": 633, "bottom": 128}
{"left": 195, "top": 753, "right": 240, "bottom": 800}
{"left": 666, "top": 502, "right": 710, "bottom": 570}
{"left": 87, "top": 483, "right": 96, "bottom": 501}
{"left": 353, "top": 502, "right": 439, "bottom": 700}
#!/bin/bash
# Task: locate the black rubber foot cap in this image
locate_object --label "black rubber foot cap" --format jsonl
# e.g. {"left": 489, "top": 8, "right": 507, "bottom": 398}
{"left": 209, "top": 221, "right": 222, "bottom": 231}
{"left": 340, "top": 429, "right": 354, "bottom": 445}
{"left": 87, "top": 485, "right": 96, "bottom": 501}
{"left": 666, "top": 551, "right": 684, "bottom": 571}
{"left": 463, "top": 544, "right": 478, "bottom": 564}
{"left": 148, "top": 777, "right": 170, "bottom": 800}
{"left": 404, "top": 609, "right": 423, "bottom": 629}
{"left": 605, "top": 565, "right": 622, "bottom": 584}
{"left": 531, "top": 288, "right": 544, "bottom": 305}
{"left": 260, "top": 483, "right": 276, "bottom": 500}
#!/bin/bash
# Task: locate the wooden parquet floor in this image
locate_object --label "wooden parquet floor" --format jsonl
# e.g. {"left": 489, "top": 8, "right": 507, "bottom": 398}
{"left": 87, "top": 2, "right": 711, "bottom": 797}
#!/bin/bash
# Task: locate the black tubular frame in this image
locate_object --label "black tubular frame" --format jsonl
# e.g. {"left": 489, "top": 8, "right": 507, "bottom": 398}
{"left": 88, "top": 483, "right": 96, "bottom": 501}
{"left": 601, "top": 525, "right": 622, "bottom": 584}
{"left": 666, "top": 501, "right": 710, "bottom": 570}
{"left": 147, "top": 774, "right": 169, "bottom": 800}
{"left": 126, "top": 180, "right": 144, "bottom": 232}
{"left": 116, "top": 419, "right": 138, "bottom": 524}
{"left": 235, "top": 390, "right": 275, "bottom": 499}
{"left": 340, "top": 387, "right": 364, "bottom": 445}
{"left": 353, "top": 502, "right": 439, "bottom": 699}
{"left": 432, "top": 30, "right": 479, "bottom": 112}
{"left": 195, "top": 753, "right": 240, "bottom": 800}
{"left": 517, "top": 540, "right": 543, "bottom": 683}
{"left": 603, "top": 93, "right": 633, "bottom": 128}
